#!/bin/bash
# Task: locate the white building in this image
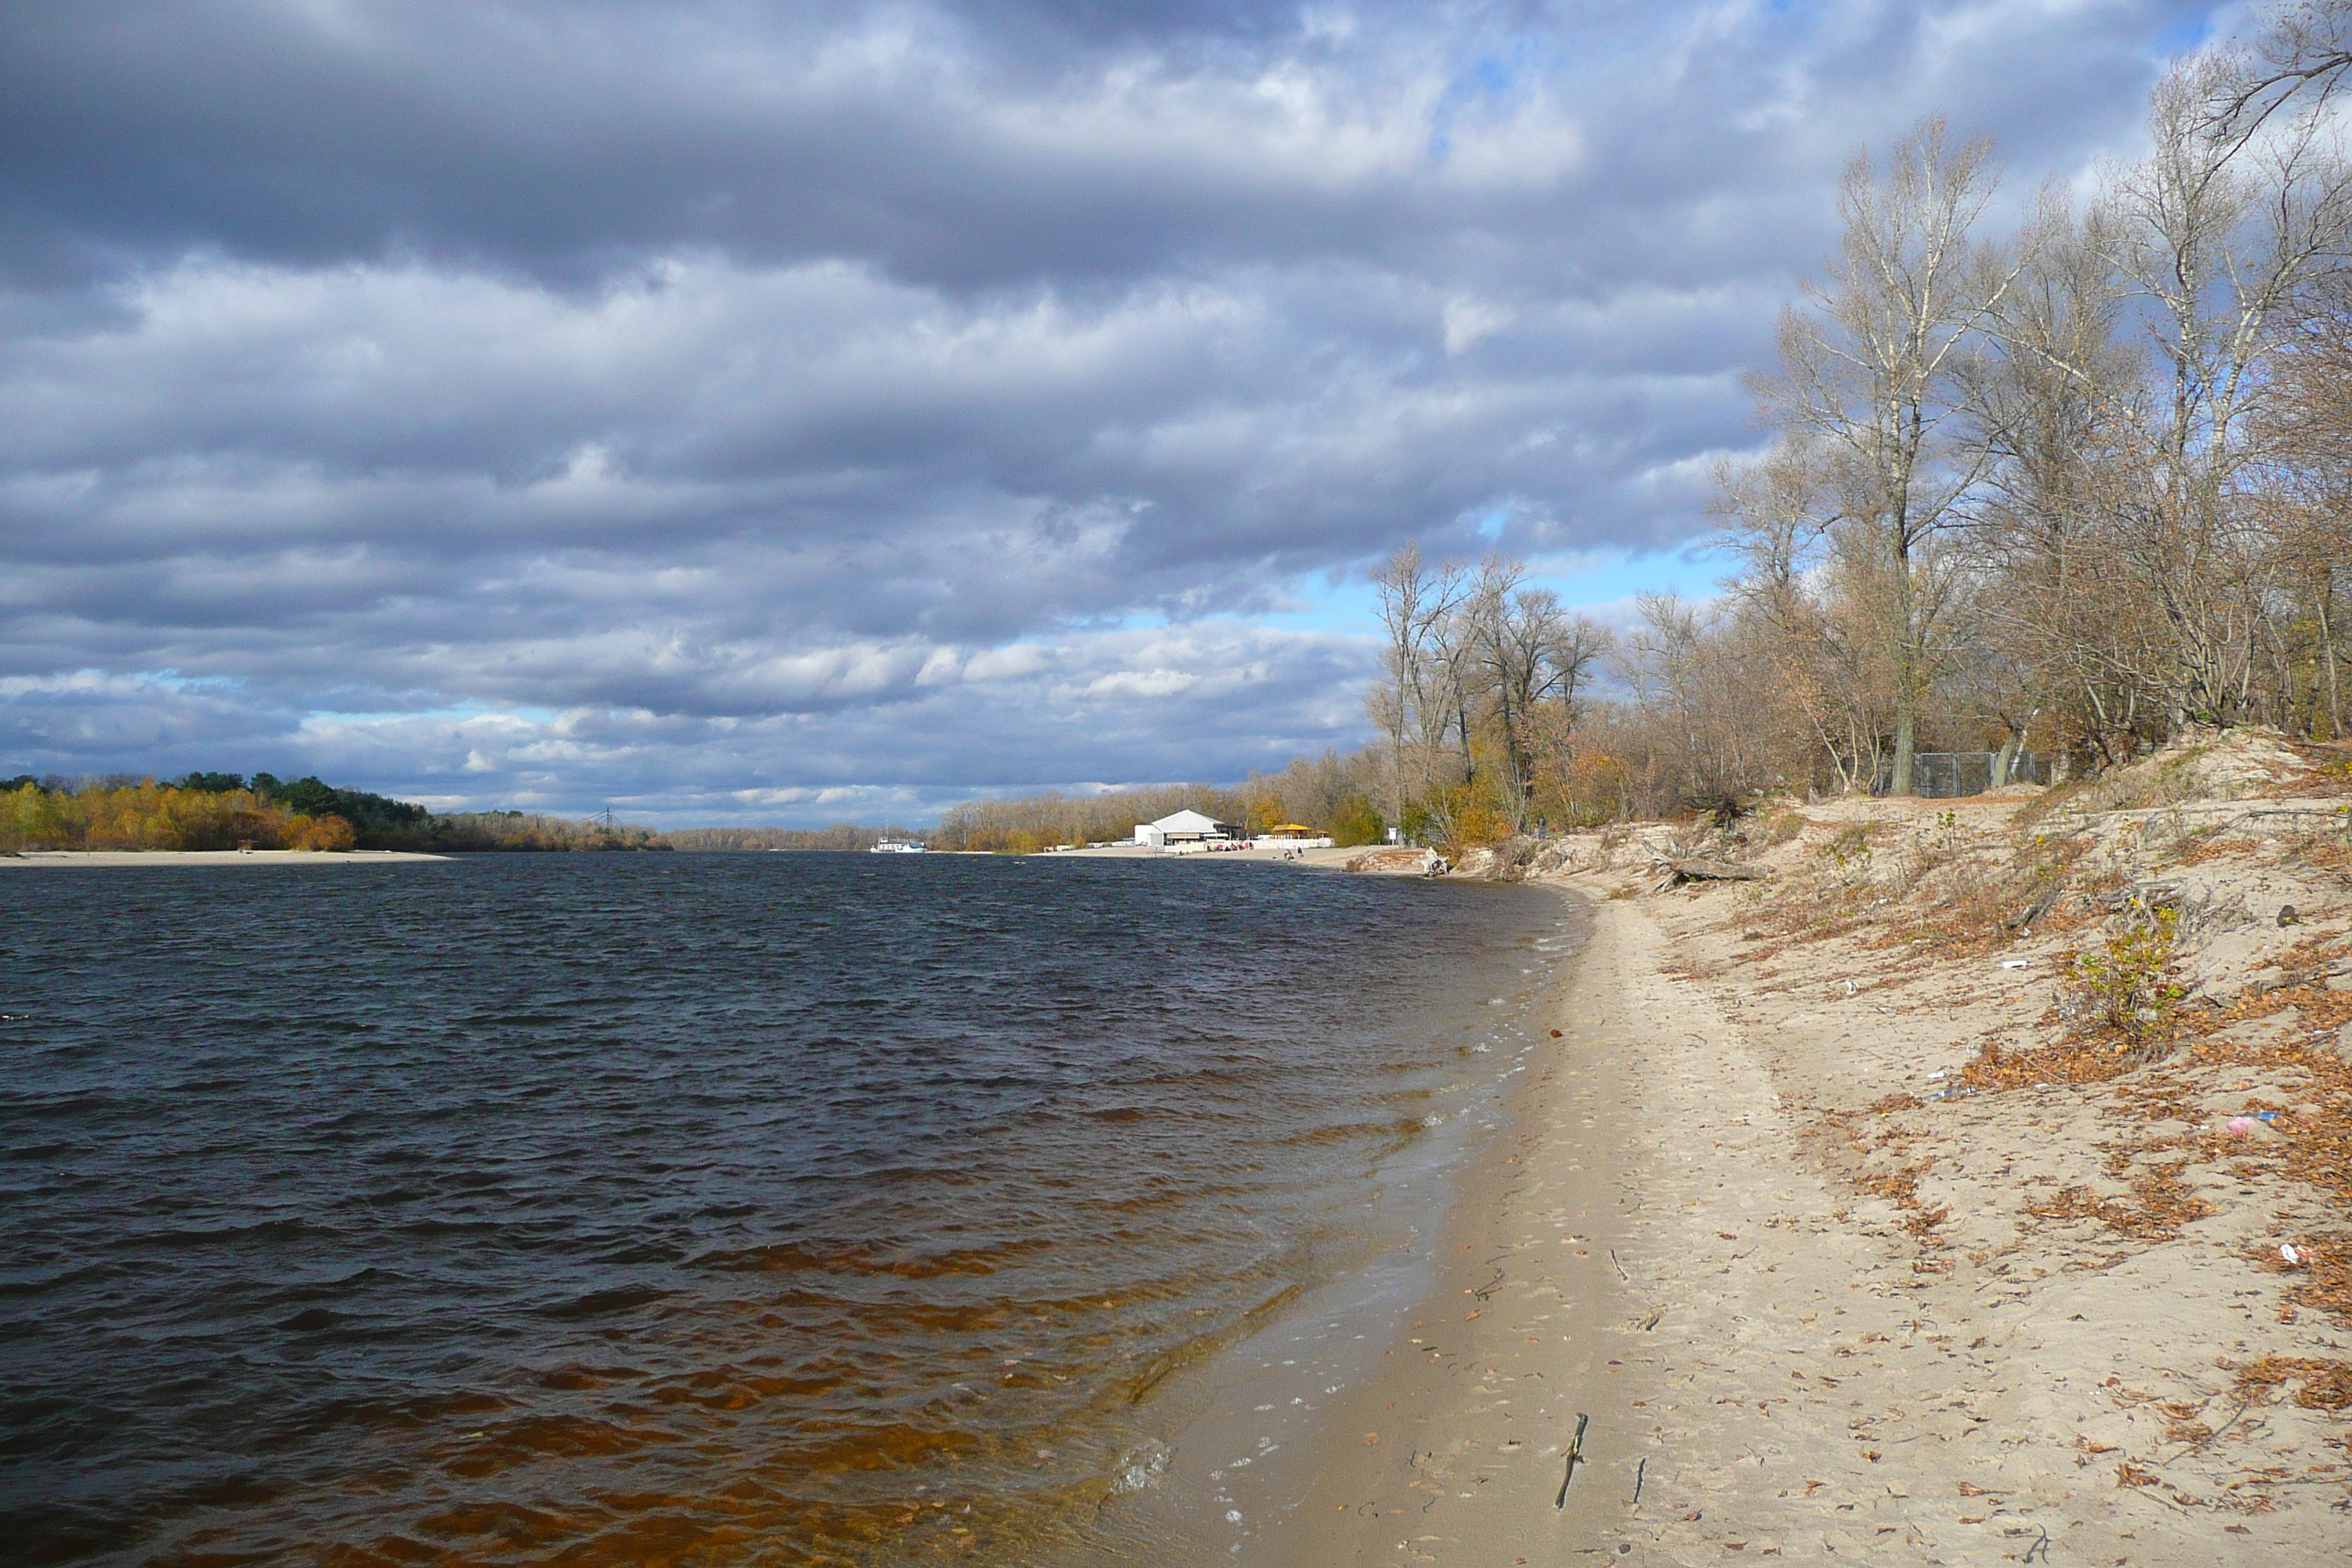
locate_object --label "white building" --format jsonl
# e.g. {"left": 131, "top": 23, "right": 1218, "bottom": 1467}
{"left": 1134, "top": 809, "right": 1240, "bottom": 848}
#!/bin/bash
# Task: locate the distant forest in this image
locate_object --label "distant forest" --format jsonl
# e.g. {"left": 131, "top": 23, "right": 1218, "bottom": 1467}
{"left": 930, "top": 755, "right": 1388, "bottom": 853}
{"left": 666, "top": 825, "right": 927, "bottom": 852}
{"left": 1, "top": 773, "right": 667, "bottom": 854}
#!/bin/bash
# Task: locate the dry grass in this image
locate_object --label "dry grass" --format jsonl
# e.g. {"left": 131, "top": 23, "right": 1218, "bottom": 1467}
{"left": 2272, "top": 740, "right": 2352, "bottom": 801}
{"left": 1735, "top": 804, "right": 1810, "bottom": 852}
{"left": 2020, "top": 1165, "right": 2212, "bottom": 1243}
{"left": 2233, "top": 1356, "right": 2352, "bottom": 1411}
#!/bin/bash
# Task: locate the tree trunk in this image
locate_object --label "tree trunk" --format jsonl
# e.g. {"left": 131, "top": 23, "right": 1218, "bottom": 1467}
{"left": 2323, "top": 595, "right": 2344, "bottom": 742}
{"left": 1991, "top": 730, "right": 2021, "bottom": 788}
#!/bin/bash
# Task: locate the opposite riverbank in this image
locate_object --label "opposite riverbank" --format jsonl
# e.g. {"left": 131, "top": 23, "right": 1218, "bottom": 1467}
{"left": 1, "top": 849, "right": 449, "bottom": 865}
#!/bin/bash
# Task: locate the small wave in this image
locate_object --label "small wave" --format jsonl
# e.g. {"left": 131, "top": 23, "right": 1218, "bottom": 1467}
{"left": 537, "top": 1283, "right": 674, "bottom": 1320}
{"left": 696, "top": 1236, "right": 1056, "bottom": 1279}
{"left": 9, "top": 848, "right": 1557, "bottom": 1568}
{"left": 275, "top": 1306, "right": 344, "bottom": 1332}
{"left": 1110, "top": 1437, "right": 1172, "bottom": 1492}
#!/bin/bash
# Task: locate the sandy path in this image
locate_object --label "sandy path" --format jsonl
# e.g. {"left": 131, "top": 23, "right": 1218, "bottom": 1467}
{"left": 1599, "top": 893, "right": 2347, "bottom": 1565}
{"left": 1597, "top": 894, "right": 2073, "bottom": 1563}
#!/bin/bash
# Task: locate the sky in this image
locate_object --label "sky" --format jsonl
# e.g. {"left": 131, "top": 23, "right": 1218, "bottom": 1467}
{"left": 0, "top": 0, "right": 2239, "bottom": 824}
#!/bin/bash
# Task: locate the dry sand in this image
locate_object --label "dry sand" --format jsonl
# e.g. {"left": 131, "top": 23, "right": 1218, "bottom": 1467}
{"left": 1, "top": 849, "right": 448, "bottom": 865}
{"left": 1232, "top": 731, "right": 2352, "bottom": 1564}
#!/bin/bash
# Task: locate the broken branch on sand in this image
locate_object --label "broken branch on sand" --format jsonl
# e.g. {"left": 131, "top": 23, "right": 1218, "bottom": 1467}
{"left": 1648, "top": 854, "right": 1769, "bottom": 889}
{"left": 1554, "top": 1411, "right": 1589, "bottom": 1508}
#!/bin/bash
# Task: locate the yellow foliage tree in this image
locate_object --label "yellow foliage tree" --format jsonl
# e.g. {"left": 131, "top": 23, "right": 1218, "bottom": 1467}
{"left": 0, "top": 781, "right": 349, "bottom": 852}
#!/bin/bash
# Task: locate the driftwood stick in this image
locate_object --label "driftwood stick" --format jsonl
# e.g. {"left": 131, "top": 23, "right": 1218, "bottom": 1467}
{"left": 1554, "top": 1411, "right": 1590, "bottom": 1508}
{"left": 1661, "top": 856, "right": 1768, "bottom": 882}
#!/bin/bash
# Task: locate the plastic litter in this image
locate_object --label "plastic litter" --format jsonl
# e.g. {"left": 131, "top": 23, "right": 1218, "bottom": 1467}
{"left": 2226, "top": 1116, "right": 2259, "bottom": 1136}
{"left": 2258, "top": 1110, "right": 2280, "bottom": 1123}
{"left": 2282, "top": 1244, "right": 2303, "bottom": 1265}
{"left": 1999, "top": 959, "right": 2031, "bottom": 970}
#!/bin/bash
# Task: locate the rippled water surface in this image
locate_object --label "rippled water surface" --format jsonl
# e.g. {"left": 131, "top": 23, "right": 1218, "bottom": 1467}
{"left": 1, "top": 853, "right": 1554, "bottom": 1565}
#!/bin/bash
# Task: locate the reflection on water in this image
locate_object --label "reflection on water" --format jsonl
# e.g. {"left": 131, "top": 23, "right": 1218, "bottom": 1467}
{"left": 1, "top": 853, "right": 1552, "bottom": 1565}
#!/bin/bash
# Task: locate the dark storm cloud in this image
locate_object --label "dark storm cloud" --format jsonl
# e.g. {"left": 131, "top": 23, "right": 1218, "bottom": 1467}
{"left": 0, "top": 1, "right": 2220, "bottom": 818}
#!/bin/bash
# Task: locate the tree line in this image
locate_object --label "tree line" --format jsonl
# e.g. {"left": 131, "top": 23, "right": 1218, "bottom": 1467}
{"left": 927, "top": 756, "right": 1394, "bottom": 854}
{"left": 1370, "top": 7, "right": 2352, "bottom": 837}
{"left": 1, "top": 773, "right": 667, "bottom": 853}
{"left": 666, "top": 825, "right": 930, "bottom": 852}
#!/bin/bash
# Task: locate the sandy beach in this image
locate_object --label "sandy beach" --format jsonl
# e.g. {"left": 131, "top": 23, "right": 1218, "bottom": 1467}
{"left": 1177, "top": 892, "right": 2348, "bottom": 1564}
{"left": 1132, "top": 733, "right": 2352, "bottom": 1564}
{"left": 1, "top": 849, "right": 448, "bottom": 866}
{"left": 18, "top": 745, "right": 2348, "bottom": 1562}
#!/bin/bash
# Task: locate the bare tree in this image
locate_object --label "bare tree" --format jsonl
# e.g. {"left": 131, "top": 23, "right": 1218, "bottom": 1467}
{"left": 1368, "top": 543, "right": 1466, "bottom": 838}
{"left": 2252, "top": 280, "right": 2352, "bottom": 736}
{"left": 1964, "top": 194, "right": 2142, "bottom": 764}
{"left": 2091, "top": 53, "right": 2352, "bottom": 725}
{"left": 2209, "top": 1, "right": 2352, "bottom": 138}
{"left": 1460, "top": 556, "right": 1614, "bottom": 831}
{"left": 1749, "top": 116, "right": 2022, "bottom": 794}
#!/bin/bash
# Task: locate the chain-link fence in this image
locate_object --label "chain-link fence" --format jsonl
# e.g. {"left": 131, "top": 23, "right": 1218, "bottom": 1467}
{"left": 1872, "top": 751, "right": 2052, "bottom": 799}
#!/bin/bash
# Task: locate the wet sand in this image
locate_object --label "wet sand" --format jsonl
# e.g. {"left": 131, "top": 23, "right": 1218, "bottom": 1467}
{"left": 1083, "top": 891, "right": 1640, "bottom": 1564}
{"left": 1221, "top": 914, "right": 1640, "bottom": 1566}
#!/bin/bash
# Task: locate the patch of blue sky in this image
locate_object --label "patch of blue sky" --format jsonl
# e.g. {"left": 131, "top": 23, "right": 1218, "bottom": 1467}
{"left": 300, "top": 699, "right": 568, "bottom": 726}
{"left": 2152, "top": 10, "right": 2218, "bottom": 58}
{"left": 1528, "top": 543, "right": 1726, "bottom": 612}
{"left": 1244, "top": 544, "right": 1727, "bottom": 638}
{"left": 1427, "top": 32, "right": 1558, "bottom": 162}
{"left": 1251, "top": 578, "right": 1387, "bottom": 636}
{"left": 127, "top": 668, "right": 244, "bottom": 694}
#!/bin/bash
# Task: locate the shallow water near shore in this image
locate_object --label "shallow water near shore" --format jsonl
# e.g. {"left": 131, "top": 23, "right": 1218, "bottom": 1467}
{"left": 3, "top": 852, "right": 1564, "bottom": 1566}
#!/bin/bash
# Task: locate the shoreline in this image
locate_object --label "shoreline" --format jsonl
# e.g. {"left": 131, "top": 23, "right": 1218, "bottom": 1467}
{"left": 1505, "top": 766, "right": 2346, "bottom": 1564}
{"left": 1219, "top": 889, "right": 1640, "bottom": 1564}
{"left": 1036, "top": 842, "right": 1371, "bottom": 869}
{"left": 1080, "top": 885, "right": 1638, "bottom": 1564}
{"left": 1, "top": 849, "right": 450, "bottom": 865}
{"left": 1119, "top": 818, "right": 2351, "bottom": 1564}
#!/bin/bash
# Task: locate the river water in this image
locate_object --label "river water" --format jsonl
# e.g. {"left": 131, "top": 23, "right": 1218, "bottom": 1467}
{"left": 1, "top": 852, "right": 1562, "bottom": 1566}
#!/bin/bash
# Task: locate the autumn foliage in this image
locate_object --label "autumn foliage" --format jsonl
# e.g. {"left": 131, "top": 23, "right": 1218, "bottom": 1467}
{"left": 1, "top": 780, "right": 356, "bottom": 853}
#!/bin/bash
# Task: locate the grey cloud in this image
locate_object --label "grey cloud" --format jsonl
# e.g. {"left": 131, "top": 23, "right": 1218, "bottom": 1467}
{"left": 0, "top": 1, "right": 2223, "bottom": 818}
{"left": 3, "top": 3, "right": 2206, "bottom": 293}
{"left": 0, "top": 622, "right": 1372, "bottom": 820}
